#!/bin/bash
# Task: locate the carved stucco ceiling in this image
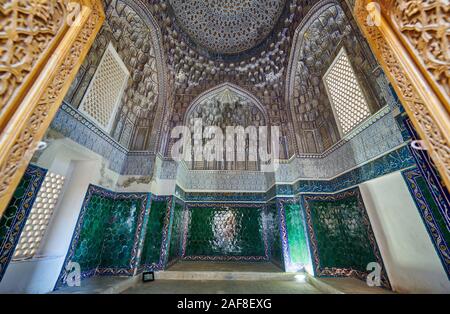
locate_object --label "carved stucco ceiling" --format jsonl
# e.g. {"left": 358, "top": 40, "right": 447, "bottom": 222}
{"left": 168, "top": 0, "right": 287, "bottom": 54}
{"left": 95, "top": 0, "right": 384, "bottom": 157}
{"left": 151, "top": 0, "right": 302, "bottom": 96}
{"left": 148, "top": 0, "right": 342, "bottom": 158}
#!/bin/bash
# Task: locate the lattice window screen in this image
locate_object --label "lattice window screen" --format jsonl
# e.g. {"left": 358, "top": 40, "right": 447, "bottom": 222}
{"left": 79, "top": 43, "right": 129, "bottom": 132}
{"left": 324, "top": 48, "right": 371, "bottom": 135}
{"left": 13, "top": 172, "right": 65, "bottom": 260}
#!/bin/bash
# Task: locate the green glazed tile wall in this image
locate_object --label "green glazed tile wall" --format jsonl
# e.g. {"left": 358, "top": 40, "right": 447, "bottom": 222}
{"left": 184, "top": 205, "right": 266, "bottom": 258}
{"left": 140, "top": 199, "right": 168, "bottom": 267}
{"left": 168, "top": 200, "right": 184, "bottom": 264}
{"left": 69, "top": 187, "right": 146, "bottom": 277}
{"left": 284, "top": 202, "right": 310, "bottom": 265}
{"left": 308, "top": 196, "right": 376, "bottom": 270}
{"left": 0, "top": 164, "right": 46, "bottom": 281}
{"left": 266, "top": 202, "right": 283, "bottom": 267}
{"left": 100, "top": 198, "right": 143, "bottom": 268}
{"left": 302, "top": 188, "right": 388, "bottom": 287}
{"left": 72, "top": 194, "right": 112, "bottom": 273}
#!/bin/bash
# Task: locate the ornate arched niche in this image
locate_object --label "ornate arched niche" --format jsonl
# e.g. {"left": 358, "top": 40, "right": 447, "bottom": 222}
{"left": 180, "top": 83, "right": 269, "bottom": 171}
{"left": 65, "top": 0, "right": 167, "bottom": 152}
{"left": 286, "top": 0, "right": 385, "bottom": 154}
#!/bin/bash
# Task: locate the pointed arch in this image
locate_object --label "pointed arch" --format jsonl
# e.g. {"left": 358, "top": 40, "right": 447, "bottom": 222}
{"left": 285, "top": 0, "right": 344, "bottom": 154}
{"left": 285, "top": 0, "right": 384, "bottom": 154}
{"left": 184, "top": 83, "right": 269, "bottom": 126}
{"left": 106, "top": 0, "right": 168, "bottom": 152}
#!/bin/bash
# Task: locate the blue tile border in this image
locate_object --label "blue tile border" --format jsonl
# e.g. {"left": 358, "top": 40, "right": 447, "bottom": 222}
{"left": 402, "top": 168, "right": 450, "bottom": 279}
{"left": 0, "top": 164, "right": 47, "bottom": 282}
{"left": 175, "top": 145, "right": 415, "bottom": 202}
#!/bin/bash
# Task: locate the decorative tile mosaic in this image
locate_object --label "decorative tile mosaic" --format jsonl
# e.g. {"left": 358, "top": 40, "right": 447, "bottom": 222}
{"left": 55, "top": 185, "right": 148, "bottom": 288}
{"left": 404, "top": 118, "right": 449, "bottom": 234}
{"left": 182, "top": 203, "right": 268, "bottom": 261}
{"left": 302, "top": 187, "right": 390, "bottom": 288}
{"left": 402, "top": 168, "right": 450, "bottom": 278}
{"left": 0, "top": 164, "right": 46, "bottom": 281}
{"left": 139, "top": 196, "right": 172, "bottom": 271}
{"left": 275, "top": 111, "right": 405, "bottom": 182}
{"left": 401, "top": 117, "right": 449, "bottom": 277}
{"left": 290, "top": 145, "right": 415, "bottom": 194}
{"left": 50, "top": 103, "right": 156, "bottom": 176}
{"left": 266, "top": 201, "right": 283, "bottom": 269}
{"left": 175, "top": 186, "right": 266, "bottom": 203}
{"left": 167, "top": 198, "right": 184, "bottom": 267}
{"left": 176, "top": 145, "right": 414, "bottom": 196}
{"left": 278, "top": 198, "right": 310, "bottom": 271}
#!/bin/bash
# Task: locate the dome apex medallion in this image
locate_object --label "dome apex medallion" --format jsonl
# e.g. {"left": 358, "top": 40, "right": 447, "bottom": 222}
{"left": 169, "top": 0, "right": 287, "bottom": 54}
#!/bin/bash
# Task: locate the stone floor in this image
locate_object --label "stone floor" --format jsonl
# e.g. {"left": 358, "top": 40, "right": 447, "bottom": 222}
{"left": 312, "top": 277, "right": 393, "bottom": 294}
{"left": 123, "top": 279, "right": 320, "bottom": 294}
{"left": 52, "top": 276, "right": 139, "bottom": 294}
{"left": 51, "top": 261, "right": 393, "bottom": 294}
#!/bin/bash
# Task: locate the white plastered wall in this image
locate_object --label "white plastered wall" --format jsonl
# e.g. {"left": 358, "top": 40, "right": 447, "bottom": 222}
{"left": 360, "top": 171, "right": 450, "bottom": 293}
{"left": 0, "top": 138, "right": 174, "bottom": 293}
{"left": 0, "top": 139, "right": 116, "bottom": 293}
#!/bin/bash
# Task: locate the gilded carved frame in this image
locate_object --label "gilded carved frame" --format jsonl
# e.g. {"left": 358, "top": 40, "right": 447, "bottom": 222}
{"left": 0, "top": 0, "right": 105, "bottom": 216}
{"left": 354, "top": 0, "right": 450, "bottom": 190}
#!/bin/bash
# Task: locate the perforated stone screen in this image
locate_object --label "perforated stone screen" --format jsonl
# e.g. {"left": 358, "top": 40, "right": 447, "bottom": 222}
{"left": 79, "top": 43, "right": 129, "bottom": 132}
{"left": 324, "top": 48, "right": 371, "bottom": 135}
{"left": 13, "top": 172, "right": 65, "bottom": 260}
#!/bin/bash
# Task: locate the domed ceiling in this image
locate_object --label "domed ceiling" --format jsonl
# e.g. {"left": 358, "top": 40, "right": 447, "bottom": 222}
{"left": 168, "top": 0, "right": 287, "bottom": 54}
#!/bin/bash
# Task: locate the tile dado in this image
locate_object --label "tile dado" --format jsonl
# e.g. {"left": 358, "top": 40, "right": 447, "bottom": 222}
{"left": 266, "top": 201, "right": 283, "bottom": 269}
{"left": 56, "top": 185, "right": 149, "bottom": 289}
{"left": 139, "top": 195, "right": 173, "bottom": 272}
{"left": 0, "top": 164, "right": 47, "bottom": 282}
{"left": 56, "top": 188, "right": 175, "bottom": 289}
{"left": 277, "top": 198, "right": 310, "bottom": 272}
{"left": 302, "top": 187, "right": 390, "bottom": 288}
{"left": 181, "top": 203, "right": 269, "bottom": 262}
{"left": 167, "top": 198, "right": 184, "bottom": 267}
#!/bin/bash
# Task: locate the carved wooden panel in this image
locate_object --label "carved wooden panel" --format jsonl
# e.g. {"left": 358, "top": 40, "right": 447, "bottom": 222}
{"left": 390, "top": 0, "right": 449, "bottom": 103}
{"left": 0, "top": 1, "right": 105, "bottom": 216}
{"left": 354, "top": 0, "right": 450, "bottom": 190}
{"left": 0, "top": 0, "right": 68, "bottom": 128}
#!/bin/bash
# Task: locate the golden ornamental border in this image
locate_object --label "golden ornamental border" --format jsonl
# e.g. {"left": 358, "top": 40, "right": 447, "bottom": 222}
{"left": 354, "top": 0, "right": 450, "bottom": 190}
{"left": 0, "top": 0, "right": 105, "bottom": 216}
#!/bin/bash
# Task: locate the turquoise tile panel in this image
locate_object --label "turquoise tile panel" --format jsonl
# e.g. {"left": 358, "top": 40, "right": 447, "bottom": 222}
{"left": 303, "top": 187, "right": 390, "bottom": 288}
{"left": 183, "top": 203, "right": 267, "bottom": 260}
{"left": 100, "top": 198, "right": 143, "bottom": 268}
{"left": 140, "top": 198, "right": 169, "bottom": 268}
{"left": 168, "top": 199, "right": 184, "bottom": 264}
{"left": 56, "top": 185, "right": 147, "bottom": 288}
{"left": 284, "top": 201, "right": 309, "bottom": 266}
{"left": 72, "top": 194, "right": 112, "bottom": 273}
{"left": 266, "top": 202, "right": 283, "bottom": 267}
